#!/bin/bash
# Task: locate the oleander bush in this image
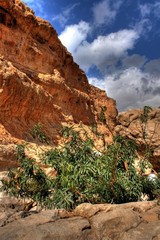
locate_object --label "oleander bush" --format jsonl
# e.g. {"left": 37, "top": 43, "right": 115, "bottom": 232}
{"left": 1, "top": 125, "right": 160, "bottom": 210}
{"left": 30, "top": 122, "right": 50, "bottom": 144}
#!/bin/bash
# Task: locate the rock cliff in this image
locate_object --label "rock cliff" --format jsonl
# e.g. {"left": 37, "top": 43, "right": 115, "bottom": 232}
{"left": 0, "top": 0, "right": 117, "bottom": 169}
{"left": 115, "top": 108, "right": 160, "bottom": 172}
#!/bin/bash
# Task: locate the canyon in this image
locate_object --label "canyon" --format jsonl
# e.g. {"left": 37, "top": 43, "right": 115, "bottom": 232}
{"left": 0, "top": 1, "right": 159, "bottom": 239}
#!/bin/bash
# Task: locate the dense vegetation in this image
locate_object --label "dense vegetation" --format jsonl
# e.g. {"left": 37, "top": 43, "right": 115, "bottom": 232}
{"left": 1, "top": 107, "right": 160, "bottom": 209}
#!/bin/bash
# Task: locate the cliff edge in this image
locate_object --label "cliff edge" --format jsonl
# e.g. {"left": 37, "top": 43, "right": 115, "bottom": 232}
{"left": 0, "top": 0, "right": 117, "bottom": 169}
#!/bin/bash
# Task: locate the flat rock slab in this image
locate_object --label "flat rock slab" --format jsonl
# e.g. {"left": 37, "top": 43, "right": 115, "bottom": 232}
{"left": 0, "top": 201, "right": 160, "bottom": 240}
{"left": 0, "top": 214, "right": 90, "bottom": 240}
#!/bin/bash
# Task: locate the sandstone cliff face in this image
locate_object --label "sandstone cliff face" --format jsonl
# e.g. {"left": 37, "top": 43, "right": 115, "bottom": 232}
{"left": 115, "top": 108, "right": 160, "bottom": 172}
{"left": 0, "top": 0, "right": 117, "bottom": 169}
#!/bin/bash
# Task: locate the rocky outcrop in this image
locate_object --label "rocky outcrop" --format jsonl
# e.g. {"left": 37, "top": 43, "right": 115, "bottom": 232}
{"left": 115, "top": 108, "right": 160, "bottom": 172}
{"left": 0, "top": 200, "right": 160, "bottom": 240}
{"left": 1, "top": 171, "right": 160, "bottom": 239}
{"left": 0, "top": 0, "right": 117, "bottom": 169}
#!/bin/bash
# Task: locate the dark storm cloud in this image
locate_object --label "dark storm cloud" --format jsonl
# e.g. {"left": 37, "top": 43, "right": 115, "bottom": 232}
{"left": 144, "top": 59, "right": 160, "bottom": 76}
{"left": 153, "top": 87, "right": 160, "bottom": 95}
{"left": 122, "top": 54, "right": 147, "bottom": 68}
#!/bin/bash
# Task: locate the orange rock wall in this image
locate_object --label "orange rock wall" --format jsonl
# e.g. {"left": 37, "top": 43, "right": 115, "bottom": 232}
{"left": 0, "top": 0, "right": 117, "bottom": 151}
{"left": 115, "top": 109, "right": 160, "bottom": 171}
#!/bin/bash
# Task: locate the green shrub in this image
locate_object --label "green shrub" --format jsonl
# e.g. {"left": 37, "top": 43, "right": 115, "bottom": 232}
{"left": 1, "top": 127, "right": 160, "bottom": 210}
{"left": 30, "top": 122, "right": 49, "bottom": 144}
{"left": 99, "top": 106, "right": 107, "bottom": 124}
{"left": 1, "top": 144, "right": 53, "bottom": 207}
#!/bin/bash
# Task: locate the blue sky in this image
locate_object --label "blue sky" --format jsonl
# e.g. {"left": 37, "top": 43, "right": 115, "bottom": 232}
{"left": 22, "top": 0, "right": 160, "bottom": 111}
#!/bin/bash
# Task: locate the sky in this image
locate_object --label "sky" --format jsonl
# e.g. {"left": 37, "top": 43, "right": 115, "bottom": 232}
{"left": 22, "top": 0, "right": 160, "bottom": 111}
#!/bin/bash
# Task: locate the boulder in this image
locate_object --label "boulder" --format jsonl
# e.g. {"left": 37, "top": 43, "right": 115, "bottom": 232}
{"left": 0, "top": 201, "right": 159, "bottom": 240}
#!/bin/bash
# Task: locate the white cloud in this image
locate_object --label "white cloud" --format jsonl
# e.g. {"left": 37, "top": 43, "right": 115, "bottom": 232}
{"left": 139, "top": 3, "right": 152, "bottom": 18}
{"left": 153, "top": 2, "right": 160, "bottom": 19}
{"left": 59, "top": 21, "right": 90, "bottom": 53}
{"left": 133, "top": 18, "right": 152, "bottom": 36}
{"left": 92, "top": 0, "right": 123, "bottom": 26}
{"left": 89, "top": 67, "right": 160, "bottom": 111}
{"left": 74, "top": 29, "right": 139, "bottom": 72}
{"left": 52, "top": 3, "right": 79, "bottom": 27}
{"left": 139, "top": 1, "right": 160, "bottom": 19}
{"left": 59, "top": 21, "right": 139, "bottom": 73}
{"left": 135, "top": 2, "right": 160, "bottom": 36}
{"left": 57, "top": 3, "right": 158, "bottom": 112}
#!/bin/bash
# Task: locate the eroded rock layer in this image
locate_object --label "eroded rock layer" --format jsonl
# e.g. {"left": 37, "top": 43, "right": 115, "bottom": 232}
{"left": 0, "top": 0, "right": 117, "bottom": 169}
{"left": 115, "top": 108, "right": 160, "bottom": 172}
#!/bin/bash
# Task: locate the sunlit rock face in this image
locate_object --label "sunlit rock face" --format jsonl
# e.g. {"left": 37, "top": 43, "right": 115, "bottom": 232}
{"left": 0, "top": 0, "right": 117, "bottom": 170}
{"left": 115, "top": 108, "right": 160, "bottom": 172}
